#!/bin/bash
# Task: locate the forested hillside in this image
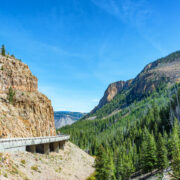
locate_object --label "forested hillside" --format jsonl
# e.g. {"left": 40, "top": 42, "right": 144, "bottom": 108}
{"left": 59, "top": 52, "right": 180, "bottom": 179}
{"left": 59, "top": 85, "right": 180, "bottom": 179}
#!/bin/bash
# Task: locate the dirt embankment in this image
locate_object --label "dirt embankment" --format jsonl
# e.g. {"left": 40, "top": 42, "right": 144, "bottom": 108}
{"left": 0, "top": 142, "right": 95, "bottom": 180}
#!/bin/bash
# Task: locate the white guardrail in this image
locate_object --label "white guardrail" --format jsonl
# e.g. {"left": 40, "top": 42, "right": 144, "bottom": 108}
{"left": 0, "top": 134, "right": 70, "bottom": 151}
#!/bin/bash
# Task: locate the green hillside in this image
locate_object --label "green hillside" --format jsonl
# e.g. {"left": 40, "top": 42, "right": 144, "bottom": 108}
{"left": 58, "top": 52, "right": 180, "bottom": 179}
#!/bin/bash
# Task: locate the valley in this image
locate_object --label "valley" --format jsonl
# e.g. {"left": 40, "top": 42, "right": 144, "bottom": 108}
{"left": 1, "top": 1, "right": 180, "bottom": 179}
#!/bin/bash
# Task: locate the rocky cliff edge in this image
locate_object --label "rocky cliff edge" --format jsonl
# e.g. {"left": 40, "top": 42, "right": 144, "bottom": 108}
{"left": 0, "top": 54, "right": 56, "bottom": 138}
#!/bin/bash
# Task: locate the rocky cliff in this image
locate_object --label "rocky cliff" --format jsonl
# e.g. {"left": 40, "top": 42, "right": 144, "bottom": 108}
{"left": 91, "top": 79, "right": 132, "bottom": 113}
{"left": 131, "top": 51, "right": 180, "bottom": 96}
{"left": 0, "top": 54, "right": 56, "bottom": 138}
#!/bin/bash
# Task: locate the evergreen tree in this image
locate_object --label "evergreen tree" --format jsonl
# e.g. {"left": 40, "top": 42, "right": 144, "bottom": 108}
{"left": 95, "top": 146, "right": 116, "bottom": 180}
{"left": 156, "top": 133, "right": 168, "bottom": 170}
{"left": 122, "top": 154, "right": 134, "bottom": 179}
{"left": 171, "top": 118, "right": 180, "bottom": 179}
{"left": 1, "top": 44, "right": 5, "bottom": 56}
{"left": 141, "top": 129, "right": 157, "bottom": 173}
{"left": 95, "top": 145, "right": 106, "bottom": 180}
{"left": 106, "top": 151, "right": 116, "bottom": 180}
{"left": 115, "top": 152, "right": 123, "bottom": 180}
{"left": 115, "top": 145, "right": 134, "bottom": 180}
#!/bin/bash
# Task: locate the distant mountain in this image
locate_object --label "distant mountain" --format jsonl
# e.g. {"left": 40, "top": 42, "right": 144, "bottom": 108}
{"left": 54, "top": 111, "right": 86, "bottom": 129}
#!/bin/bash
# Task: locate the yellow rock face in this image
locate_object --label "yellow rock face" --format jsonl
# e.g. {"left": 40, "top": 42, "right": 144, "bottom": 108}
{"left": 0, "top": 55, "right": 56, "bottom": 138}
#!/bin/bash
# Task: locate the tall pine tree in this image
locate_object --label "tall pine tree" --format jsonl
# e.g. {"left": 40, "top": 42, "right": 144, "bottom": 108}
{"left": 141, "top": 129, "right": 157, "bottom": 173}
{"left": 170, "top": 118, "right": 180, "bottom": 179}
{"left": 95, "top": 145, "right": 116, "bottom": 180}
{"left": 156, "top": 133, "right": 168, "bottom": 170}
{"left": 1, "top": 44, "right": 5, "bottom": 56}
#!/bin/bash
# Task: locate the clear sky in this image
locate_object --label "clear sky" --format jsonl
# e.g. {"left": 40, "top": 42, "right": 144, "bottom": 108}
{"left": 0, "top": 0, "right": 180, "bottom": 112}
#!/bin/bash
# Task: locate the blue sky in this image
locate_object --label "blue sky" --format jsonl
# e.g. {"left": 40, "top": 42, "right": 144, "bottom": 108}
{"left": 0, "top": 0, "right": 180, "bottom": 112}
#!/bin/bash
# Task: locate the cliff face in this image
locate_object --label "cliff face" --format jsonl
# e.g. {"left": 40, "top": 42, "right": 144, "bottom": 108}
{"left": 91, "top": 80, "right": 132, "bottom": 113}
{"left": 131, "top": 52, "right": 180, "bottom": 96}
{"left": 0, "top": 54, "right": 56, "bottom": 138}
{"left": 0, "top": 55, "right": 37, "bottom": 92}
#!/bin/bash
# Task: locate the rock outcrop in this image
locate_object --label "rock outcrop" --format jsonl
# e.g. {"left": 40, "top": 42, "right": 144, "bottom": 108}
{"left": 0, "top": 54, "right": 56, "bottom": 138}
{"left": 91, "top": 80, "right": 132, "bottom": 113}
{"left": 131, "top": 51, "right": 180, "bottom": 96}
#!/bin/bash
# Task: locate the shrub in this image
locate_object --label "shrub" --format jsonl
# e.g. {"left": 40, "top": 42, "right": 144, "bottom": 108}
{"left": 31, "top": 165, "right": 38, "bottom": 171}
{"left": 21, "top": 159, "right": 26, "bottom": 165}
{"left": 8, "top": 87, "right": 15, "bottom": 104}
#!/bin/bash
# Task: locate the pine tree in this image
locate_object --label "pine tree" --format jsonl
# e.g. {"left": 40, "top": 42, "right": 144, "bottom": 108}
{"left": 106, "top": 151, "right": 116, "bottom": 180}
{"left": 115, "top": 152, "right": 123, "bottom": 180}
{"left": 1, "top": 44, "right": 5, "bottom": 56}
{"left": 115, "top": 144, "right": 134, "bottom": 180}
{"left": 123, "top": 154, "right": 135, "bottom": 179}
{"left": 95, "top": 145, "right": 106, "bottom": 180}
{"left": 95, "top": 146, "right": 116, "bottom": 180}
{"left": 141, "top": 129, "right": 157, "bottom": 173}
{"left": 156, "top": 133, "right": 168, "bottom": 170}
{"left": 170, "top": 118, "right": 180, "bottom": 179}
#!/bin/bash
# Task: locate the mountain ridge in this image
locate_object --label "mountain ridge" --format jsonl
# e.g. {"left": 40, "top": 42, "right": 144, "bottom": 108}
{"left": 54, "top": 111, "right": 86, "bottom": 128}
{"left": 86, "top": 51, "right": 180, "bottom": 119}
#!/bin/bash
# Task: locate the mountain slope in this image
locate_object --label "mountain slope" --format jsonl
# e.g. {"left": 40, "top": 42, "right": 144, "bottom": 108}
{"left": 59, "top": 51, "right": 180, "bottom": 179}
{"left": 86, "top": 51, "right": 180, "bottom": 119}
{"left": 54, "top": 111, "right": 86, "bottom": 128}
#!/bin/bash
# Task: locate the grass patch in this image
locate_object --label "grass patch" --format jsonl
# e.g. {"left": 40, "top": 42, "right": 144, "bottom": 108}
{"left": 31, "top": 165, "right": 38, "bottom": 171}
{"left": 31, "top": 165, "right": 41, "bottom": 173}
{"left": 3, "top": 173, "right": 8, "bottom": 178}
{"left": 21, "top": 159, "right": 26, "bottom": 165}
{"left": 86, "top": 172, "right": 96, "bottom": 180}
{"left": 55, "top": 167, "right": 62, "bottom": 173}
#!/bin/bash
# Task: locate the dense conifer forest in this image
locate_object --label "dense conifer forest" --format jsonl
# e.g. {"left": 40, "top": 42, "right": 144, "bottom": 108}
{"left": 59, "top": 83, "right": 180, "bottom": 179}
